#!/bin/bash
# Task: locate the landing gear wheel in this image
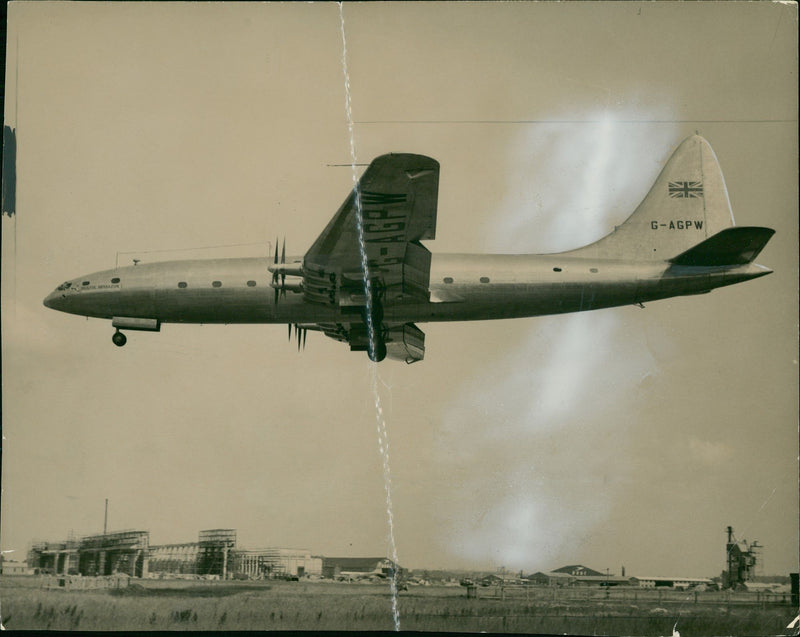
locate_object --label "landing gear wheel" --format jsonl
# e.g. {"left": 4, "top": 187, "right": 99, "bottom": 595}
{"left": 112, "top": 330, "right": 127, "bottom": 347}
{"left": 368, "top": 339, "right": 387, "bottom": 363}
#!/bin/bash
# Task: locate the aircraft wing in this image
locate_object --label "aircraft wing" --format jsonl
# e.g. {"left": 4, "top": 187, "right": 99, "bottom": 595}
{"left": 300, "top": 154, "right": 438, "bottom": 363}
{"left": 302, "top": 153, "right": 439, "bottom": 308}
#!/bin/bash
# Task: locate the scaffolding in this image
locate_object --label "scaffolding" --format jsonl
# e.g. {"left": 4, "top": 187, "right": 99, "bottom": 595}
{"left": 28, "top": 539, "right": 79, "bottom": 575}
{"left": 197, "top": 529, "right": 236, "bottom": 578}
{"left": 78, "top": 530, "right": 149, "bottom": 577}
{"left": 29, "top": 530, "right": 148, "bottom": 577}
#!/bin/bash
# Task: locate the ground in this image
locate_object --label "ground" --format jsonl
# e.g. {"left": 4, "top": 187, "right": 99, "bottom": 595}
{"left": 0, "top": 575, "right": 795, "bottom": 634}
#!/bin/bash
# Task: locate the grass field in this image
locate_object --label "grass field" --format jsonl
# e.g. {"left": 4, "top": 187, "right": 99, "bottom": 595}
{"left": 1, "top": 575, "right": 796, "bottom": 634}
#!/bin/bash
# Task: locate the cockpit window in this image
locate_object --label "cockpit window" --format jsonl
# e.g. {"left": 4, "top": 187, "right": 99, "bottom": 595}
{"left": 56, "top": 281, "right": 72, "bottom": 291}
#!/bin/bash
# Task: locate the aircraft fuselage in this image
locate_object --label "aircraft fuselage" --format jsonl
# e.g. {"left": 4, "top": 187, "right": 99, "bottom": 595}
{"left": 43, "top": 253, "right": 771, "bottom": 326}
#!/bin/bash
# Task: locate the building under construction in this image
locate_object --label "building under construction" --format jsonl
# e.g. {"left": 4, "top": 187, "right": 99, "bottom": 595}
{"left": 29, "top": 530, "right": 149, "bottom": 578}
{"left": 147, "top": 529, "right": 237, "bottom": 578}
{"left": 724, "top": 525, "right": 762, "bottom": 589}
{"left": 28, "top": 528, "right": 324, "bottom": 580}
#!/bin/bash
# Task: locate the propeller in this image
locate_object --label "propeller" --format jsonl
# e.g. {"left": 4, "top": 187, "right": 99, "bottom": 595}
{"left": 273, "top": 238, "right": 280, "bottom": 304}
{"left": 281, "top": 239, "right": 286, "bottom": 292}
{"left": 271, "top": 237, "right": 289, "bottom": 304}
{"left": 287, "top": 323, "right": 308, "bottom": 352}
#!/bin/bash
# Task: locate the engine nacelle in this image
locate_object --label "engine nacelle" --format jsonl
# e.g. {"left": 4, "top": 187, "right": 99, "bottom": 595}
{"left": 385, "top": 323, "right": 425, "bottom": 364}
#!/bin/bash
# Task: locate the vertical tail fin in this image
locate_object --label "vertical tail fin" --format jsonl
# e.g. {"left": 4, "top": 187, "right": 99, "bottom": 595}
{"left": 566, "top": 135, "right": 735, "bottom": 261}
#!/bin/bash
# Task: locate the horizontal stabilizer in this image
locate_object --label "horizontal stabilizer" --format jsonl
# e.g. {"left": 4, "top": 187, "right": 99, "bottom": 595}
{"left": 669, "top": 227, "right": 775, "bottom": 266}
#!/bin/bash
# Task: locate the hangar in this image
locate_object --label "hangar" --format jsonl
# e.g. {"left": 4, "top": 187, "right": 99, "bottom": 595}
{"left": 631, "top": 576, "right": 713, "bottom": 590}
{"left": 528, "top": 565, "right": 631, "bottom": 587}
{"left": 233, "top": 548, "right": 322, "bottom": 579}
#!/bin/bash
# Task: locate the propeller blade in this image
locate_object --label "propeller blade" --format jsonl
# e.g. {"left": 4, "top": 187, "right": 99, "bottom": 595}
{"left": 281, "top": 239, "right": 286, "bottom": 291}
{"left": 272, "top": 239, "right": 280, "bottom": 290}
{"left": 288, "top": 323, "right": 291, "bottom": 341}
{"left": 302, "top": 328, "right": 307, "bottom": 350}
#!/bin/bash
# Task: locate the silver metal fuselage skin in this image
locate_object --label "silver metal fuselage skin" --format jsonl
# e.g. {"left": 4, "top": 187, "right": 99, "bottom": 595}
{"left": 43, "top": 254, "right": 771, "bottom": 325}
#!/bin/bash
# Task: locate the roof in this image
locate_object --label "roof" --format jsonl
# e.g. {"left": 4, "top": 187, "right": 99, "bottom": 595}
{"left": 236, "top": 547, "right": 312, "bottom": 556}
{"left": 529, "top": 571, "right": 575, "bottom": 579}
{"left": 323, "top": 557, "right": 397, "bottom": 572}
{"left": 632, "top": 576, "right": 712, "bottom": 583}
{"left": 572, "top": 575, "right": 632, "bottom": 583}
{"left": 551, "top": 565, "right": 604, "bottom": 577}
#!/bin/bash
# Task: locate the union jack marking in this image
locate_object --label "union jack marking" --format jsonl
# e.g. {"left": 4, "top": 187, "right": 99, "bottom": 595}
{"left": 668, "top": 181, "right": 704, "bottom": 198}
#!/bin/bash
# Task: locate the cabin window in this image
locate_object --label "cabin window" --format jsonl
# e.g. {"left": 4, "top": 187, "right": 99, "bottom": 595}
{"left": 480, "top": 277, "right": 490, "bottom": 283}
{"left": 246, "top": 280, "right": 257, "bottom": 287}
{"left": 590, "top": 268, "right": 598, "bottom": 273}
{"left": 443, "top": 277, "right": 454, "bottom": 284}
{"left": 178, "top": 282, "right": 188, "bottom": 289}
{"left": 553, "top": 267, "right": 562, "bottom": 273}
{"left": 82, "top": 281, "right": 90, "bottom": 286}
{"left": 111, "top": 277, "right": 120, "bottom": 284}
{"left": 212, "top": 281, "right": 222, "bottom": 288}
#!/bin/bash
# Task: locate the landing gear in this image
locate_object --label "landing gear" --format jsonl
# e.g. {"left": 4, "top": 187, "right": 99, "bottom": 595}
{"left": 368, "top": 339, "right": 387, "bottom": 363}
{"left": 112, "top": 330, "right": 127, "bottom": 347}
{"left": 362, "top": 293, "right": 386, "bottom": 362}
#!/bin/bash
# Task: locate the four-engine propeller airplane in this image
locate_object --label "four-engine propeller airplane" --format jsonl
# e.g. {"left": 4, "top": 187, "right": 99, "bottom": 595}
{"left": 44, "top": 135, "right": 774, "bottom": 363}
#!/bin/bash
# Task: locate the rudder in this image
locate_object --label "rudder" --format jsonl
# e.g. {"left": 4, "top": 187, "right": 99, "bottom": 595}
{"left": 565, "top": 135, "right": 735, "bottom": 261}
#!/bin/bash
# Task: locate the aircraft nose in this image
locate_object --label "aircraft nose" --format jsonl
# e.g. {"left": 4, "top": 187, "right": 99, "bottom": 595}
{"left": 43, "top": 289, "right": 65, "bottom": 310}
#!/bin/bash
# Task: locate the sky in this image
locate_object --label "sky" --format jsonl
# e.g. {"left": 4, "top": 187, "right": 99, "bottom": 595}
{"left": 2, "top": 1, "right": 797, "bottom": 579}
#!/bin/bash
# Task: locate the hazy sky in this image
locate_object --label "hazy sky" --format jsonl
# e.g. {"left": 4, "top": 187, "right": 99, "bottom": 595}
{"left": 2, "top": 2, "right": 797, "bottom": 578}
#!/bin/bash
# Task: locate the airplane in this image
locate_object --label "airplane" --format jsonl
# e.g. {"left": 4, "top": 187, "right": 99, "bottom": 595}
{"left": 44, "top": 135, "right": 774, "bottom": 363}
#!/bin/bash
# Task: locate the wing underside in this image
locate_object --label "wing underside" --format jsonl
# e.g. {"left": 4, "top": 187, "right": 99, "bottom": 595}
{"left": 302, "top": 154, "right": 439, "bottom": 362}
